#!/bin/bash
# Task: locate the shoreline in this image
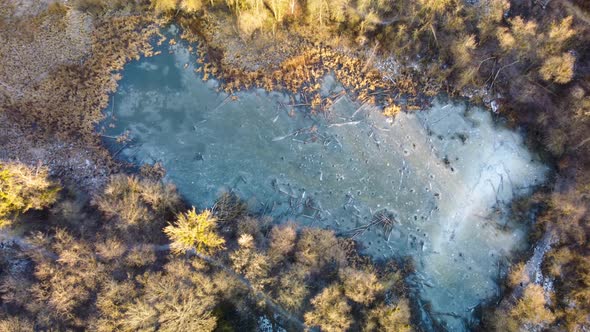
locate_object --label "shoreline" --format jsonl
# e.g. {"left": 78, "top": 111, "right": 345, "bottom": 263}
{"left": 2, "top": 1, "right": 589, "bottom": 330}
{"left": 100, "top": 31, "right": 551, "bottom": 330}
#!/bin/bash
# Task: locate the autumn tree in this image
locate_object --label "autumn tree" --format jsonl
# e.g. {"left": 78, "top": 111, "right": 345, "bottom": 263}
{"left": 543, "top": 16, "right": 575, "bottom": 55}
{"left": 96, "top": 175, "right": 180, "bottom": 225}
{"left": 364, "top": 299, "right": 413, "bottom": 332}
{"left": 539, "top": 52, "right": 575, "bottom": 84}
{"left": 304, "top": 284, "right": 352, "bottom": 332}
{"left": 476, "top": 0, "right": 509, "bottom": 40}
{"left": 307, "top": 0, "right": 352, "bottom": 26}
{"left": 230, "top": 234, "right": 270, "bottom": 291}
{"left": 357, "top": 11, "right": 381, "bottom": 37}
{"left": 340, "top": 267, "right": 383, "bottom": 305}
{"left": 451, "top": 34, "right": 476, "bottom": 68}
{"left": 306, "top": 0, "right": 353, "bottom": 27}
{"left": 0, "top": 162, "right": 59, "bottom": 228}
{"left": 513, "top": 284, "right": 555, "bottom": 324}
{"left": 25, "top": 229, "right": 105, "bottom": 329}
{"left": 306, "top": 0, "right": 329, "bottom": 26}
{"left": 93, "top": 280, "right": 139, "bottom": 331}
{"left": 330, "top": 0, "right": 349, "bottom": 23}
{"left": 0, "top": 317, "right": 35, "bottom": 332}
{"left": 494, "top": 284, "right": 555, "bottom": 331}
{"left": 497, "top": 16, "right": 539, "bottom": 60}
{"left": 447, "top": 33, "right": 478, "bottom": 87}
{"left": 225, "top": 0, "right": 244, "bottom": 14}
{"left": 268, "top": 223, "right": 297, "bottom": 265}
{"left": 546, "top": 247, "right": 574, "bottom": 278}
{"left": 213, "top": 192, "right": 247, "bottom": 224}
{"left": 96, "top": 174, "right": 181, "bottom": 242}
{"left": 180, "top": 0, "right": 203, "bottom": 12}
{"left": 507, "top": 262, "right": 530, "bottom": 288}
{"left": 120, "top": 260, "right": 219, "bottom": 331}
{"left": 238, "top": 9, "right": 270, "bottom": 38}
{"left": 236, "top": 215, "right": 268, "bottom": 243}
{"left": 151, "top": 0, "right": 177, "bottom": 12}
{"left": 544, "top": 248, "right": 590, "bottom": 331}
{"left": 295, "top": 228, "right": 345, "bottom": 273}
{"left": 151, "top": 0, "right": 205, "bottom": 13}
{"left": 496, "top": 14, "right": 576, "bottom": 82}
{"left": 164, "top": 208, "right": 225, "bottom": 255}
{"left": 276, "top": 268, "right": 309, "bottom": 312}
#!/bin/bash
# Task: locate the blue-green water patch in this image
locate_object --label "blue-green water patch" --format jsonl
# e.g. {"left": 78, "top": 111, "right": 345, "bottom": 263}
{"left": 100, "top": 27, "right": 548, "bottom": 331}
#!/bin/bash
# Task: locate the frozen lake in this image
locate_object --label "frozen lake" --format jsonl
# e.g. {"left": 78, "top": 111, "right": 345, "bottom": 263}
{"left": 100, "top": 29, "right": 548, "bottom": 331}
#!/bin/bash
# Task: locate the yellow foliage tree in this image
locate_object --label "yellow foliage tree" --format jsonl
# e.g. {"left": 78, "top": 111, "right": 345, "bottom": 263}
{"left": 510, "top": 284, "right": 555, "bottom": 327}
{"left": 0, "top": 162, "right": 60, "bottom": 228}
{"left": 329, "top": 0, "right": 349, "bottom": 23}
{"left": 0, "top": 317, "right": 34, "bottom": 331}
{"left": 307, "top": 0, "right": 354, "bottom": 26}
{"left": 544, "top": 16, "right": 575, "bottom": 55}
{"left": 151, "top": 0, "right": 177, "bottom": 13}
{"left": 295, "top": 228, "right": 346, "bottom": 272}
{"left": 497, "top": 16, "right": 538, "bottom": 59}
{"left": 164, "top": 208, "right": 225, "bottom": 255}
{"left": 364, "top": 299, "right": 413, "bottom": 332}
{"left": 118, "top": 260, "right": 219, "bottom": 331}
{"left": 306, "top": 0, "right": 329, "bottom": 26}
{"left": 304, "top": 284, "right": 352, "bottom": 332}
{"left": 340, "top": 267, "right": 383, "bottom": 305}
{"left": 21, "top": 229, "right": 103, "bottom": 326}
{"left": 492, "top": 284, "right": 555, "bottom": 331}
{"left": 507, "top": 262, "right": 530, "bottom": 288}
{"left": 539, "top": 52, "right": 575, "bottom": 84}
{"left": 180, "top": 0, "right": 203, "bottom": 12}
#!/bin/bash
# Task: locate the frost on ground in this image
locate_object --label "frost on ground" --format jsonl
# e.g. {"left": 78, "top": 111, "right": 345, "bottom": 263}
{"left": 101, "top": 41, "right": 548, "bottom": 331}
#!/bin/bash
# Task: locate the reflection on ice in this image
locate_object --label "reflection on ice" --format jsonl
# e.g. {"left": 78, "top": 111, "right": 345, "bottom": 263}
{"left": 101, "top": 40, "right": 547, "bottom": 331}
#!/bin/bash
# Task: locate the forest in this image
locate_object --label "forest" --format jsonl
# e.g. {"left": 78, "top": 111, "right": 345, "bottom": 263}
{"left": 1, "top": 0, "right": 590, "bottom": 331}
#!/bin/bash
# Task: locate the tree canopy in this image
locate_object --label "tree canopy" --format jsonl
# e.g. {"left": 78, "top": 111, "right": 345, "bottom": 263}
{"left": 164, "top": 208, "right": 225, "bottom": 255}
{"left": 0, "top": 162, "right": 59, "bottom": 228}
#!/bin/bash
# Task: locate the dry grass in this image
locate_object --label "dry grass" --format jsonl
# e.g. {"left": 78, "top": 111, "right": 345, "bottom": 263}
{"left": 2, "top": 10, "right": 160, "bottom": 144}
{"left": 178, "top": 15, "right": 423, "bottom": 118}
{"left": 0, "top": 5, "right": 91, "bottom": 104}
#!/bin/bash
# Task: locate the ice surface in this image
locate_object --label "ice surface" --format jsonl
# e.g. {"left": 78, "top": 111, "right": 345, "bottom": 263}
{"left": 101, "top": 39, "right": 548, "bottom": 331}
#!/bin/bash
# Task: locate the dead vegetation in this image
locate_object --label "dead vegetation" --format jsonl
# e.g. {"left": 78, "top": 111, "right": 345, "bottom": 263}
{"left": 1, "top": 0, "right": 590, "bottom": 330}
{"left": 177, "top": 17, "right": 413, "bottom": 115}
{"left": 0, "top": 3, "right": 165, "bottom": 193}
{"left": 0, "top": 170, "right": 413, "bottom": 331}
{"left": 4, "top": 16, "right": 161, "bottom": 143}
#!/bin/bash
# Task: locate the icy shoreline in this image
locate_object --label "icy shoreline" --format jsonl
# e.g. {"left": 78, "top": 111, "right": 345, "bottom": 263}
{"left": 100, "top": 39, "right": 548, "bottom": 331}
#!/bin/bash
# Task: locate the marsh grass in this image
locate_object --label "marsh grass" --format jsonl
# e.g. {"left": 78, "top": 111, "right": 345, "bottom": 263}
{"left": 4, "top": 15, "right": 161, "bottom": 145}
{"left": 178, "top": 16, "right": 422, "bottom": 116}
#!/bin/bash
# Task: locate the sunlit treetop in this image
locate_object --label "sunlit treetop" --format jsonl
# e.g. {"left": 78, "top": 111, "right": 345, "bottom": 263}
{"left": 0, "top": 162, "right": 60, "bottom": 228}
{"left": 164, "top": 207, "right": 225, "bottom": 255}
{"left": 151, "top": 0, "right": 177, "bottom": 13}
